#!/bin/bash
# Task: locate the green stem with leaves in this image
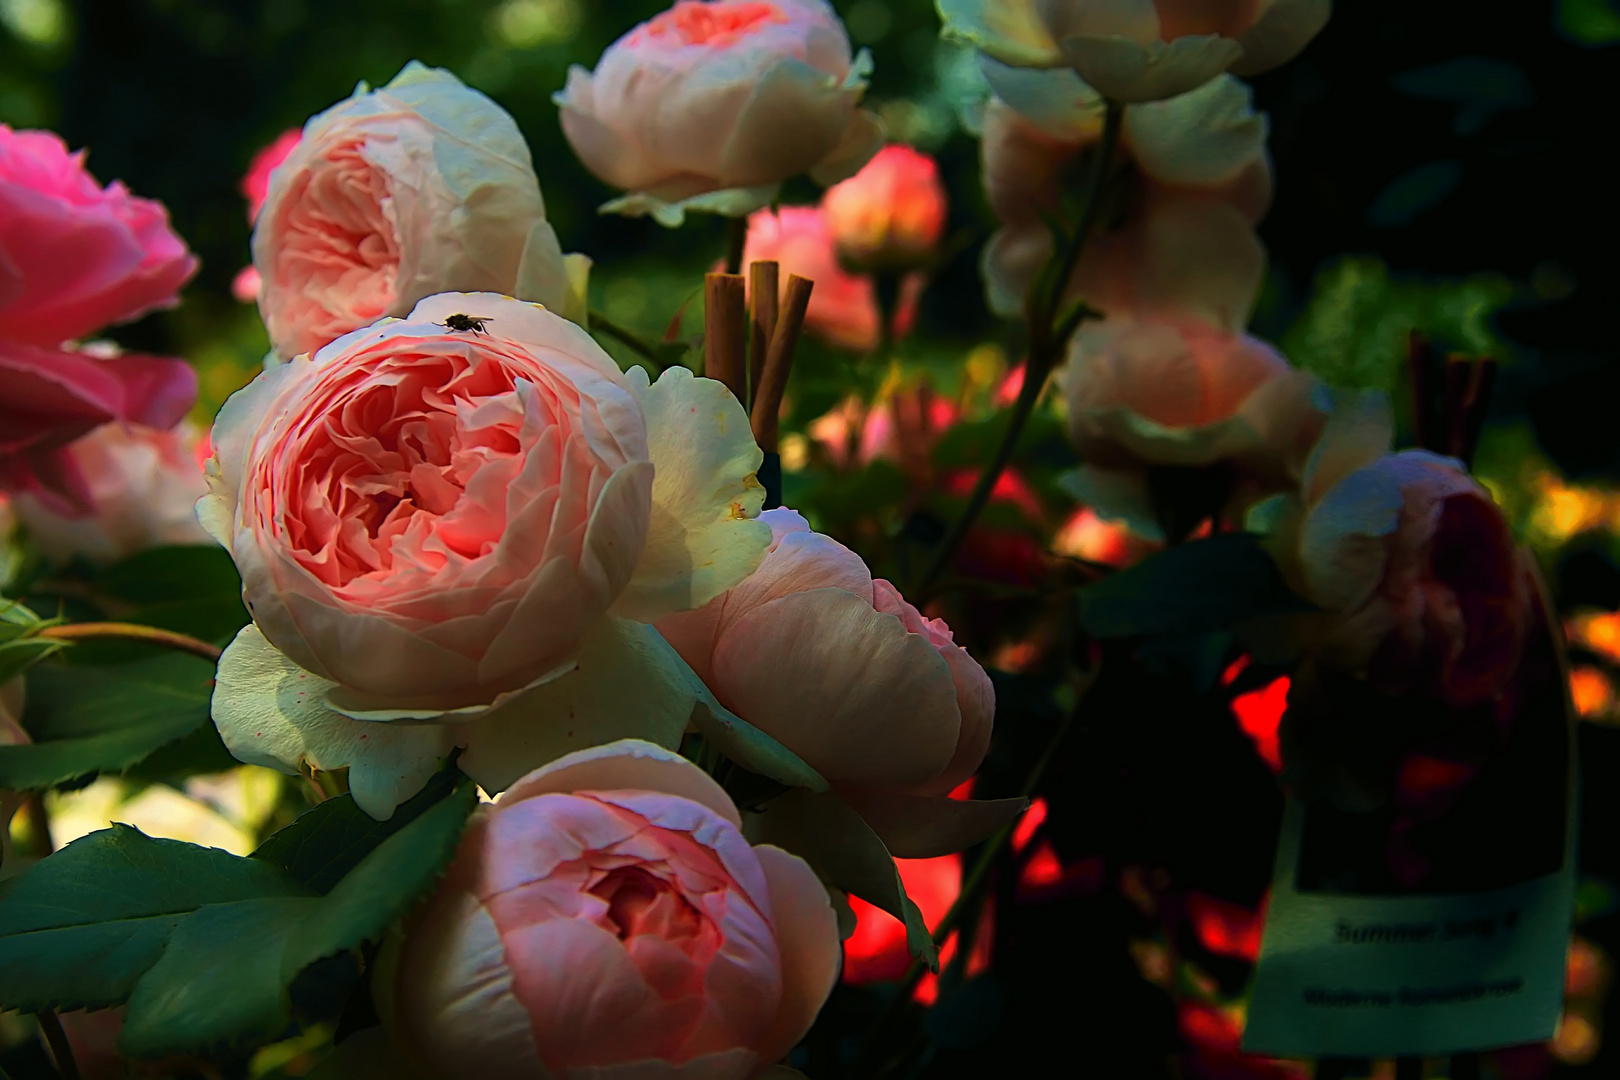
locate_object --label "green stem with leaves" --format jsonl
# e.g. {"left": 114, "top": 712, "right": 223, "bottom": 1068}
{"left": 914, "top": 100, "right": 1124, "bottom": 596}
{"left": 36, "top": 622, "right": 221, "bottom": 662}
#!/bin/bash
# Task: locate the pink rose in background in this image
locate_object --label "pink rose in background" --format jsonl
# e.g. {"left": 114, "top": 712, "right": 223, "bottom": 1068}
{"left": 1059, "top": 315, "right": 1321, "bottom": 538}
{"left": 255, "top": 63, "right": 582, "bottom": 360}
{"left": 231, "top": 128, "right": 302, "bottom": 303}
{"left": 10, "top": 420, "right": 209, "bottom": 565}
{"left": 557, "top": 0, "right": 884, "bottom": 225}
{"left": 386, "top": 740, "right": 839, "bottom": 1080}
{"left": 980, "top": 71, "right": 1269, "bottom": 326}
{"left": 1281, "top": 394, "right": 1531, "bottom": 707}
{"left": 822, "top": 144, "right": 947, "bottom": 270}
{"left": 206, "top": 292, "right": 771, "bottom": 817}
{"left": 1, "top": 125, "right": 198, "bottom": 513}
{"left": 742, "top": 206, "right": 917, "bottom": 352}
{"left": 657, "top": 508, "right": 995, "bottom": 796}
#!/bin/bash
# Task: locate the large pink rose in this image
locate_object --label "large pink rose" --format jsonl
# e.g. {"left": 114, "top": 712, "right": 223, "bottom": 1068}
{"left": 254, "top": 63, "right": 582, "bottom": 360}
{"left": 657, "top": 508, "right": 994, "bottom": 795}
{"left": 741, "top": 206, "right": 917, "bottom": 352}
{"left": 556, "top": 0, "right": 883, "bottom": 224}
{"left": 821, "top": 144, "right": 947, "bottom": 270}
{"left": 205, "top": 292, "right": 771, "bottom": 818}
{"left": 1280, "top": 394, "right": 1531, "bottom": 707}
{"left": 10, "top": 420, "right": 209, "bottom": 565}
{"left": 0, "top": 125, "right": 197, "bottom": 347}
{"left": 386, "top": 740, "right": 839, "bottom": 1080}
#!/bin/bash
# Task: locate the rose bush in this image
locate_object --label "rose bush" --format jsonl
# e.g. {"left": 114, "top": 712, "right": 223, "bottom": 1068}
{"left": 556, "top": 0, "right": 883, "bottom": 225}
{"left": 1, "top": 124, "right": 198, "bottom": 513}
{"left": 940, "top": 0, "right": 1331, "bottom": 103}
{"left": 254, "top": 63, "right": 584, "bottom": 360}
{"left": 202, "top": 292, "right": 771, "bottom": 817}
{"left": 383, "top": 740, "right": 839, "bottom": 1080}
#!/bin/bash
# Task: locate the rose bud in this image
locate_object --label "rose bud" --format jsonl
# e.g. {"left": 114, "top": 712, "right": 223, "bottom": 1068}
{"left": 1, "top": 124, "right": 198, "bottom": 512}
{"left": 980, "top": 69, "right": 1270, "bottom": 323}
{"left": 556, "top": 0, "right": 884, "bottom": 225}
{"left": 254, "top": 63, "right": 585, "bottom": 360}
{"left": 382, "top": 740, "right": 839, "bottom": 1080}
{"left": 10, "top": 421, "right": 209, "bottom": 565}
{"left": 821, "top": 144, "right": 947, "bottom": 271}
{"left": 203, "top": 293, "right": 771, "bottom": 818}
{"left": 940, "top": 0, "right": 1331, "bottom": 103}
{"left": 656, "top": 508, "right": 994, "bottom": 796}
{"left": 1272, "top": 392, "right": 1531, "bottom": 709}
{"left": 1058, "top": 315, "right": 1322, "bottom": 539}
{"left": 740, "top": 206, "right": 918, "bottom": 352}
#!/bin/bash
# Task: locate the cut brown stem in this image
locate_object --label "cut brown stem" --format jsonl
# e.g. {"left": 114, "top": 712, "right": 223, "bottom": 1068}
{"left": 37, "top": 621, "right": 222, "bottom": 662}
{"left": 704, "top": 273, "right": 748, "bottom": 406}
{"left": 749, "top": 274, "right": 813, "bottom": 453}
{"left": 749, "top": 260, "right": 780, "bottom": 409}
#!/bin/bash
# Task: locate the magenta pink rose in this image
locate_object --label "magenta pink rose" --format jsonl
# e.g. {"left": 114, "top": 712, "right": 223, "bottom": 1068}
{"left": 657, "top": 508, "right": 994, "bottom": 795}
{"left": 386, "top": 740, "right": 839, "bottom": 1079}
{"left": 0, "top": 125, "right": 197, "bottom": 347}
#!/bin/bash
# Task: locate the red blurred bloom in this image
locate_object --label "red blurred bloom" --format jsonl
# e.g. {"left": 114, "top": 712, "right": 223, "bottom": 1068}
{"left": 1187, "top": 891, "right": 1266, "bottom": 964}
{"left": 1231, "top": 676, "right": 1288, "bottom": 773}
{"left": 241, "top": 128, "right": 301, "bottom": 223}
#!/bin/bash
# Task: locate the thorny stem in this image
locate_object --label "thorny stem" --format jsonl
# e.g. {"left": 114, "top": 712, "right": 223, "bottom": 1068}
{"left": 588, "top": 310, "right": 671, "bottom": 368}
{"left": 35, "top": 1009, "right": 81, "bottom": 1080}
{"left": 914, "top": 101, "right": 1124, "bottom": 595}
{"left": 37, "top": 622, "right": 222, "bottom": 662}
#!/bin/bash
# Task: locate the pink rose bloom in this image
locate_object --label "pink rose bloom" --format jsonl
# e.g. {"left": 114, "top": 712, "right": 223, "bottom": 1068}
{"left": 821, "top": 144, "right": 947, "bottom": 270}
{"left": 11, "top": 420, "right": 209, "bottom": 565}
{"left": 231, "top": 129, "right": 302, "bottom": 304}
{"left": 0, "top": 125, "right": 199, "bottom": 512}
{"left": 255, "top": 63, "right": 583, "bottom": 360}
{"left": 0, "top": 125, "right": 197, "bottom": 347}
{"left": 657, "top": 508, "right": 994, "bottom": 795}
{"left": 1282, "top": 394, "right": 1531, "bottom": 707}
{"left": 204, "top": 293, "right": 771, "bottom": 818}
{"left": 386, "top": 740, "right": 839, "bottom": 1080}
{"left": 741, "top": 206, "right": 917, "bottom": 352}
{"left": 980, "top": 70, "right": 1270, "bottom": 325}
{"left": 556, "top": 0, "right": 884, "bottom": 225}
{"left": 1059, "top": 315, "right": 1321, "bottom": 538}
{"left": 941, "top": 0, "right": 1330, "bottom": 103}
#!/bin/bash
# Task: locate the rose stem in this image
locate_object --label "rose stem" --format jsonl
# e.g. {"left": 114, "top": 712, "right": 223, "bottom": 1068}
{"left": 748, "top": 260, "right": 780, "bottom": 409}
{"left": 704, "top": 273, "right": 749, "bottom": 406}
{"left": 24, "top": 793, "right": 54, "bottom": 855}
{"left": 1441, "top": 355, "right": 1473, "bottom": 458}
{"left": 1406, "top": 331, "right": 1433, "bottom": 451}
{"left": 34, "top": 1009, "right": 80, "bottom": 1080}
{"left": 37, "top": 622, "right": 222, "bottom": 662}
{"left": 913, "top": 102, "right": 1124, "bottom": 596}
{"left": 749, "top": 274, "right": 814, "bottom": 453}
{"left": 723, "top": 214, "right": 749, "bottom": 276}
{"left": 587, "top": 310, "right": 669, "bottom": 368}
{"left": 1458, "top": 357, "right": 1497, "bottom": 468}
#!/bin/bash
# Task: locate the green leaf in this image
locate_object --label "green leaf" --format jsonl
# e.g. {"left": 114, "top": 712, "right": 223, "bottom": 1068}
{"left": 119, "top": 783, "right": 476, "bottom": 1059}
{"left": 0, "top": 826, "right": 309, "bottom": 1013}
{"left": 689, "top": 701, "right": 828, "bottom": 794}
{"left": 0, "top": 597, "right": 53, "bottom": 643}
{"left": 92, "top": 545, "right": 248, "bottom": 645}
{"left": 1078, "top": 533, "right": 1313, "bottom": 638}
{"left": 0, "top": 653, "right": 215, "bottom": 791}
{"left": 252, "top": 762, "right": 467, "bottom": 894}
{"left": 0, "top": 637, "right": 64, "bottom": 684}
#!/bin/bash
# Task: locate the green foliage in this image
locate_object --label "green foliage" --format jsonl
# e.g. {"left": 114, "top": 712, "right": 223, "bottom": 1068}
{"left": 1078, "top": 533, "right": 1313, "bottom": 638}
{"left": 1557, "top": 0, "right": 1620, "bottom": 45}
{"left": 119, "top": 784, "right": 476, "bottom": 1059}
{"left": 1281, "top": 256, "right": 1514, "bottom": 394}
{"left": 0, "top": 653, "right": 215, "bottom": 791}
{"left": 93, "top": 545, "right": 249, "bottom": 645}
{"left": 0, "top": 827, "right": 309, "bottom": 1012}
{"left": 0, "top": 598, "right": 64, "bottom": 683}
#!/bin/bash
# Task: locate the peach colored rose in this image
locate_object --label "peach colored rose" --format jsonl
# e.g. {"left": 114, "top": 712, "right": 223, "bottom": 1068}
{"left": 656, "top": 508, "right": 994, "bottom": 796}
{"left": 384, "top": 740, "right": 839, "bottom": 1080}
{"left": 0, "top": 125, "right": 197, "bottom": 347}
{"left": 231, "top": 129, "right": 302, "bottom": 304}
{"left": 1058, "top": 315, "right": 1321, "bottom": 538}
{"left": 980, "top": 69, "right": 1269, "bottom": 324}
{"left": 821, "top": 144, "right": 947, "bottom": 270}
{"left": 941, "top": 0, "right": 1330, "bottom": 103}
{"left": 204, "top": 293, "right": 770, "bottom": 817}
{"left": 557, "top": 0, "right": 884, "bottom": 225}
{"left": 254, "top": 63, "right": 584, "bottom": 360}
{"left": 1275, "top": 393, "right": 1531, "bottom": 708}
{"left": 742, "top": 206, "right": 917, "bottom": 352}
{"left": 1, "top": 125, "right": 198, "bottom": 512}
{"left": 11, "top": 420, "right": 208, "bottom": 565}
